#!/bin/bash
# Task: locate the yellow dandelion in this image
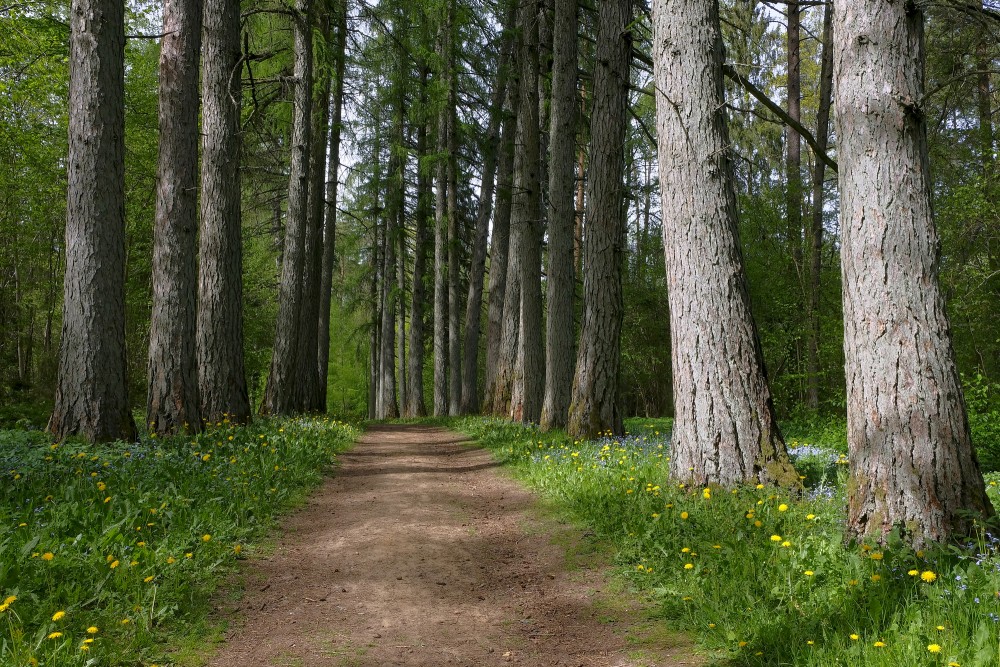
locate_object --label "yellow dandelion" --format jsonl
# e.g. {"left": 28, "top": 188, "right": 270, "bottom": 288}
{"left": 927, "top": 644, "right": 942, "bottom": 653}
{"left": 778, "top": 504, "right": 788, "bottom": 512}
{"left": 849, "top": 634, "right": 859, "bottom": 641}
{"left": 684, "top": 563, "right": 694, "bottom": 570}
{"left": 202, "top": 534, "right": 211, "bottom": 542}
{"left": 41, "top": 552, "right": 54, "bottom": 561}
{"left": 873, "top": 641, "right": 886, "bottom": 648}
{"left": 680, "top": 511, "right": 689, "bottom": 520}
{"left": 770, "top": 535, "right": 782, "bottom": 542}
{"left": 51, "top": 611, "right": 66, "bottom": 621}
{"left": 908, "top": 569, "right": 919, "bottom": 576}
{"left": 803, "top": 570, "right": 814, "bottom": 576}
{"left": 87, "top": 627, "right": 99, "bottom": 634}
{"left": 921, "top": 570, "right": 937, "bottom": 583}
{"left": 144, "top": 576, "right": 155, "bottom": 583}
{"left": 47, "top": 632, "right": 63, "bottom": 640}
{"left": 110, "top": 560, "right": 120, "bottom": 569}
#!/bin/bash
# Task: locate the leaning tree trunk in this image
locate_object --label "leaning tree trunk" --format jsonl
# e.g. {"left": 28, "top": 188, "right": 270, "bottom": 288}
{"left": 510, "top": 0, "right": 544, "bottom": 423}
{"left": 48, "top": 0, "right": 137, "bottom": 443}
{"left": 567, "top": 0, "right": 630, "bottom": 439}
{"left": 651, "top": 0, "right": 798, "bottom": 488}
{"left": 198, "top": 0, "right": 250, "bottom": 424}
{"left": 540, "top": 0, "right": 578, "bottom": 430}
{"left": 834, "top": 0, "right": 994, "bottom": 546}
{"left": 262, "top": 0, "right": 314, "bottom": 416}
{"left": 147, "top": 0, "right": 203, "bottom": 435}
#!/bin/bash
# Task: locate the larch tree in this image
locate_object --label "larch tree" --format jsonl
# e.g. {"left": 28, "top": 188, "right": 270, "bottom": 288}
{"left": 406, "top": 69, "right": 432, "bottom": 418}
{"left": 834, "top": 0, "right": 994, "bottom": 545}
{"left": 432, "top": 5, "right": 451, "bottom": 417}
{"left": 447, "top": 60, "right": 462, "bottom": 416}
{"left": 651, "top": 0, "right": 798, "bottom": 487}
{"left": 198, "top": 0, "right": 250, "bottom": 424}
{"left": 539, "top": 0, "right": 578, "bottom": 430}
{"left": 262, "top": 0, "right": 314, "bottom": 415}
{"left": 147, "top": 0, "right": 203, "bottom": 435}
{"left": 567, "top": 0, "right": 631, "bottom": 438}
{"left": 48, "top": 0, "right": 137, "bottom": 442}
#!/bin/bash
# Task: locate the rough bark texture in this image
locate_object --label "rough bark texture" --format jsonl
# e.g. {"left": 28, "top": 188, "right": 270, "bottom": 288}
{"left": 805, "top": 3, "right": 833, "bottom": 411}
{"left": 510, "top": 0, "right": 544, "bottom": 424}
{"left": 834, "top": 0, "right": 993, "bottom": 546}
{"left": 651, "top": 0, "right": 798, "bottom": 488}
{"left": 460, "top": 4, "right": 514, "bottom": 415}
{"left": 540, "top": 0, "right": 578, "bottom": 431}
{"left": 406, "top": 103, "right": 431, "bottom": 418}
{"left": 376, "top": 205, "right": 399, "bottom": 419}
{"left": 566, "top": 0, "right": 630, "bottom": 439}
{"left": 447, "top": 88, "right": 462, "bottom": 416}
{"left": 48, "top": 0, "right": 137, "bottom": 443}
{"left": 317, "top": 0, "right": 348, "bottom": 412}
{"left": 433, "top": 87, "right": 449, "bottom": 416}
{"left": 785, "top": 1, "right": 803, "bottom": 277}
{"left": 147, "top": 0, "right": 203, "bottom": 435}
{"left": 262, "top": 0, "right": 313, "bottom": 416}
{"left": 198, "top": 0, "right": 250, "bottom": 424}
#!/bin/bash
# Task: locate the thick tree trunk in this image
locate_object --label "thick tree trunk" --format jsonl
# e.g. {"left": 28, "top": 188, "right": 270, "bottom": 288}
{"left": 834, "top": 0, "right": 994, "bottom": 546}
{"left": 49, "top": 0, "right": 137, "bottom": 442}
{"left": 198, "top": 0, "right": 250, "bottom": 424}
{"left": 406, "top": 98, "right": 431, "bottom": 418}
{"left": 262, "top": 0, "right": 313, "bottom": 415}
{"left": 805, "top": 3, "right": 833, "bottom": 411}
{"left": 540, "top": 0, "right": 578, "bottom": 430}
{"left": 651, "top": 0, "right": 798, "bottom": 488}
{"left": 567, "top": 0, "right": 630, "bottom": 439}
{"left": 317, "top": 0, "right": 348, "bottom": 412}
{"left": 147, "top": 0, "right": 203, "bottom": 435}
{"left": 510, "top": 0, "right": 544, "bottom": 423}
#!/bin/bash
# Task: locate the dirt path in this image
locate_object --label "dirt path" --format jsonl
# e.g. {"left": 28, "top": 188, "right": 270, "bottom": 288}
{"left": 205, "top": 424, "right": 697, "bottom": 667}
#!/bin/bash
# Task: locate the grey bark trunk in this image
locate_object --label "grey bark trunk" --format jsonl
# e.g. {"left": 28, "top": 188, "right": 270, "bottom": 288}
{"left": 147, "top": 0, "right": 203, "bottom": 435}
{"left": 786, "top": 1, "right": 803, "bottom": 280}
{"left": 433, "top": 104, "right": 449, "bottom": 415}
{"left": 49, "top": 0, "right": 137, "bottom": 443}
{"left": 262, "top": 0, "right": 313, "bottom": 415}
{"left": 567, "top": 0, "right": 630, "bottom": 439}
{"left": 198, "top": 0, "right": 250, "bottom": 424}
{"left": 406, "top": 96, "right": 432, "bottom": 418}
{"left": 540, "top": 0, "right": 578, "bottom": 430}
{"left": 447, "top": 89, "right": 462, "bottom": 416}
{"left": 834, "top": 0, "right": 994, "bottom": 546}
{"left": 651, "top": 0, "right": 798, "bottom": 488}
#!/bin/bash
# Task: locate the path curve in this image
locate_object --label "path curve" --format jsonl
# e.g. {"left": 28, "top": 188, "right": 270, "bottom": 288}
{"left": 206, "top": 424, "right": 694, "bottom": 667}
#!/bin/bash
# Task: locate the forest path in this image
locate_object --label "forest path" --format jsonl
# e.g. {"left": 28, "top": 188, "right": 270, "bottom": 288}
{"left": 205, "top": 424, "right": 698, "bottom": 667}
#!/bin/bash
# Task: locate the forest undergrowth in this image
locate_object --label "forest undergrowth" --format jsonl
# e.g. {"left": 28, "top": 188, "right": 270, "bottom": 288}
{"left": 0, "top": 417, "right": 359, "bottom": 666}
{"left": 454, "top": 415, "right": 1000, "bottom": 667}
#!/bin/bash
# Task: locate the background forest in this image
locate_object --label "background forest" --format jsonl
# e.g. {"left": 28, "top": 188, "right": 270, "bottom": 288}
{"left": 0, "top": 1, "right": 998, "bottom": 443}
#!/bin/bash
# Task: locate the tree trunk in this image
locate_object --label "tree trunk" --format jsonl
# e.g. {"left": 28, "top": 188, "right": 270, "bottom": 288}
{"left": 651, "top": 0, "right": 798, "bottom": 488}
{"left": 786, "top": 1, "right": 803, "bottom": 280}
{"left": 447, "top": 77, "right": 462, "bottom": 416}
{"left": 376, "top": 203, "right": 399, "bottom": 419}
{"left": 805, "top": 3, "right": 832, "bottom": 411}
{"left": 406, "top": 88, "right": 432, "bottom": 418}
{"left": 198, "top": 0, "right": 250, "bottom": 424}
{"left": 567, "top": 0, "right": 630, "bottom": 439}
{"left": 48, "top": 0, "right": 137, "bottom": 443}
{"left": 540, "top": 0, "right": 578, "bottom": 430}
{"left": 147, "top": 0, "right": 203, "bottom": 435}
{"left": 262, "top": 0, "right": 314, "bottom": 416}
{"left": 397, "top": 204, "right": 407, "bottom": 412}
{"left": 510, "top": 0, "right": 544, "bottom": 423}
{"left": 433, "top": 12, "right": 450, "bottom": 417}
{"left": 834, "top": 0, "right": 994, "bottom": 546}
{"left": 317, "top": 0, "right": 348, "bottom": 412}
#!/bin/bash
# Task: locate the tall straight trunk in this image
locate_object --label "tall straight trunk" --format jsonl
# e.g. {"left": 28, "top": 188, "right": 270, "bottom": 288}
{"left": 786, "top": 1, "right": 803, "bottom": 277}
{"left": 461, "top": 8, "right": 514, "bottom": 414}
{"left": 447, "top": 86, "right": 462, "bottom": 416}
{"left": 262, "top": 0, "right": 314, "bottom": 415}
{"left": 397, "top": 206, "right": 407, "bottom": 410}
{"left": 406, "top": 95, "right": 432, "bottom": 418}
{"left": 368, "top": 229, "right": 380, "bottom": 420}
{"left": 978, "top": 44, "right": 995, "bottom": 186}
{"left": 567, "top": 0, "right": 630, "bottom": 438}
{"left": 49, "top": 0, "right": 137, "bottom": 442}
{"left": 540, "top": 0, "right": 578, "bottom": 430}
{"left": 834, "top": 0, "right": 993, "bottom": 546}
{"left": 376, "top": 205, "right": 399, "bottom": 419}
{"left": 510, "top": 0, "right": 544, "bottom": 423}
{"left": 317, "top": 0, "right": 348, "bottom": 412}
{"left": 651, "top": 0, "right": 798, "bottom": 487}
{"left": 147, "top": 0, "right": 203, "bottom": 435}
{"left": 300, "top": 8, "right": 332, "bottom": 413}
{"left": 805, "top": 3, "right": 833, "bottom": 411}
{"left": 198, "top": 0, "right": 250, "bottom": 424}
{"left": 482, "top": 55, "right": 519, "bottom": 415}
{"left": 433, "top": 13, "right": 450, "bottom": 417}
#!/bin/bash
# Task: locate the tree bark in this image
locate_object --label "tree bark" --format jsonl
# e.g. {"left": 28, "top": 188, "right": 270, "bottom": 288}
{"left": 198, "top": 0, "right": 250, "bottom": 424}
{"left": 651, "top": 0, "right": 798, "bottom": 488}
{"left": 447, "top": 68, "right": 462, "bottom": 416}
{"left": 510, "top": 0, "right": 544, "bottom": 423}
{"left": 540, "top": 0, "right": 578, "bottom": 430}
{"left": 567, "top": 0, "right": 630, "bottom": 439}
{"left": 834, "top": 0, "right": 994, "bottom": 546}
{"left": 786, "top": 1, "right": 803, "bottom": 280}
{"left": 48, "top": 0, "right": 137, "bottom": 442}
{"left": 147, "top": 0, "right": 203, "bottom": 435}
{"left": 805, "top": 3, "right": 832, "bottom": 411}
{"left": 406, "top": 84, "right": 431, "bottom": 418}
{"left": 262, "top": 0, "right": 313, "bottom": 416}
{"left": 317, "top": 0, "right": 348, "bottom": 412}
{"left": 433, "top": 10, "right": 450, "bottom": 417}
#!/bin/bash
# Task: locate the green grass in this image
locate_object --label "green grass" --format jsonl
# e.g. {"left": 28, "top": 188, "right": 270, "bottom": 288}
{"left": 0, "top": 415, "right": 359, "bottom": 666}
{"left": 452, "top": 416, "right": 1000, "bottom": 667}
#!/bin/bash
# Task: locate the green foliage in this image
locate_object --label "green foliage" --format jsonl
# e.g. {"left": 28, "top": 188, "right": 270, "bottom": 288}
{"left": 966, "top": 375, "right": 1000, "bottom": 473}
{"left": 0, "top": 417, "right": 359, "bottom": 666}
{"left": 454, "top": 416, "right": 1000, "bottom": 667}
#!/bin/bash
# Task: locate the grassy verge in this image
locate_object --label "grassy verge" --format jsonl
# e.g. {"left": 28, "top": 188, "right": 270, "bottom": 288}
{"left": 0, "top": 416, "right": 360, "bottom": 666}
{"left": 453, "top": 416, "right": 1000, "bottom": 667}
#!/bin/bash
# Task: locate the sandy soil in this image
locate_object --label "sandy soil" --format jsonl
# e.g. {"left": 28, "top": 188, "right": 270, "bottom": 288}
{"left": 205, "top": 424, "right": 698, "bottom": 667}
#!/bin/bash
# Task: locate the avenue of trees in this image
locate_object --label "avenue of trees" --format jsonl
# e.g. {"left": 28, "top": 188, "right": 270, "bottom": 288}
{"left": 1, "top": 0, "right": 999, "bottom": 547}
